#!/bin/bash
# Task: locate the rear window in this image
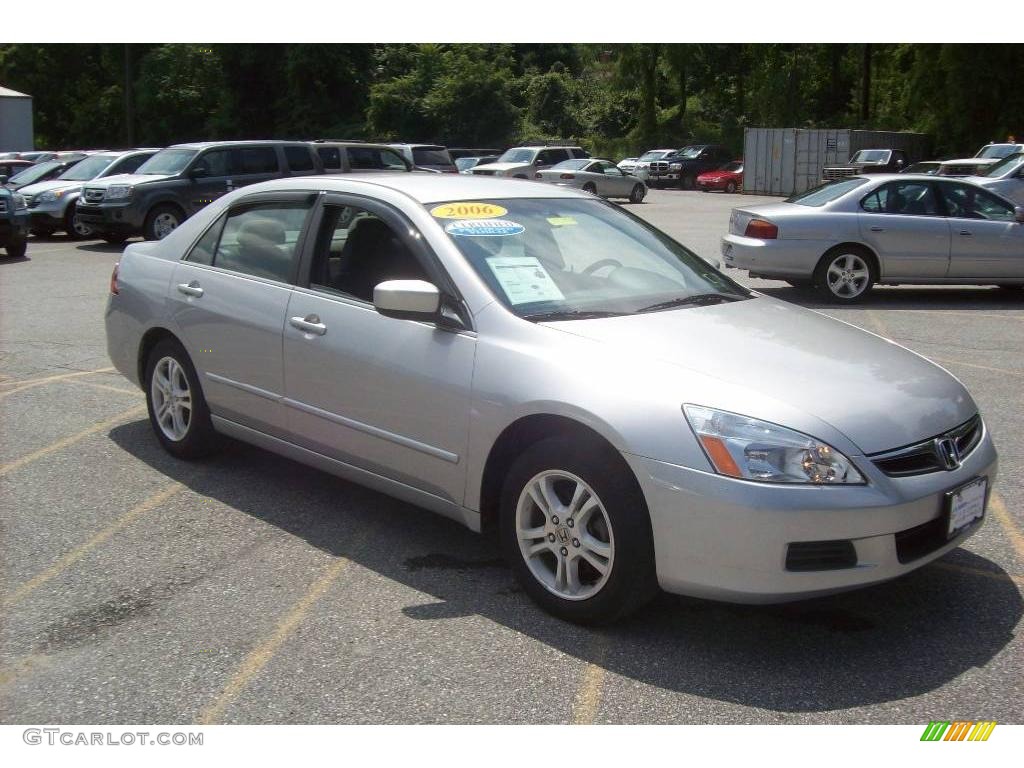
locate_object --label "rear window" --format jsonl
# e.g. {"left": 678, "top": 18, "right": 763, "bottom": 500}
{"left": 284, "top": 146, "right": 315, "bottom": 172}
{"left": 317, "top": 146, "right": 342, "bottom": 170}
{"left": 348, "top": 147, "right": 408, "bottom": 171}
{"left": 231, "top": 147, "right": 279, "bottom": 175}
{"left": 412, "top": 147, "right": 453, "bottom": 166}
{"left": 787, "top": 178, "right": 868, "bottom": 207}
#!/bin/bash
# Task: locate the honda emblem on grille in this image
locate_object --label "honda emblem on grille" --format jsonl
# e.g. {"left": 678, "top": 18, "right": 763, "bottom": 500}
{"left": 935, "top": 437, "right": 960, "bottom": 470}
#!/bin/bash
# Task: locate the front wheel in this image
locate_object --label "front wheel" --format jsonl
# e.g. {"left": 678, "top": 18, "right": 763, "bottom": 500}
{"left": 724, "top": 180, "right": 738, "bottom": 194}
{"left": 680, "top": 175, "right": 696, "bottom": 190}
{"left": 4, "top": 237, "right": 27, "bottom": 259}
{"left": 814, "top": 248, "right": 876, "bottom": 303}
{"left": 499, "top": 436, "right": 658, "bottom": 624}
{"left": 65, "top": 207, "right": 94, "bottom": 240}
{"left": 144, "top": 338, "right": 219, "bottom": 459}
{"left": 143, "top": 204, "right": 183, "bottom": 241}
{"left": 629, "top": 184, "right": 646, "bottom": 204}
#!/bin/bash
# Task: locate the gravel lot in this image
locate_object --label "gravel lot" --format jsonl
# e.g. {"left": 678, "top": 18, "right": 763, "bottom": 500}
{"left": 1, "top": 188, "right": 1022, "bottom": 724}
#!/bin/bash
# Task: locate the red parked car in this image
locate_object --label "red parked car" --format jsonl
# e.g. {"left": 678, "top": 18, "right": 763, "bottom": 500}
{"left": 696, "top": 160, "right": 743, "bottom": 193}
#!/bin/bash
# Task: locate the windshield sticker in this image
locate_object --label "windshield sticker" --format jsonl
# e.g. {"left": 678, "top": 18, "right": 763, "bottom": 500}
{"left": 445, "top": 219, "right": 524, "bottom": 237}
{"left": 431, "top": 202, "right": 508, "bottom": 219}
{"left": 546, "top": 216, "right": 577, "bottom": 226}
{"left": 486, "top": 256, "right": 565, "bottom": 305}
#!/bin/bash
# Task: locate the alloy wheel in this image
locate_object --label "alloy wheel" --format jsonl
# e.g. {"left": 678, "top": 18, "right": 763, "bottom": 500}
{"left": 826, "top": 253, "right": 871, "bottom": 299}
{"left": 150, "top": 356, "right": 192, "bottom": 441}
{"left": 153, "top": 212, "right": 180, "bottom": 239}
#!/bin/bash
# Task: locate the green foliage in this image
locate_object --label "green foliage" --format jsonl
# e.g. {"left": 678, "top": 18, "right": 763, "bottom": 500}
{"left": 1, "top": 43, "right": 1021, "bottom": 159}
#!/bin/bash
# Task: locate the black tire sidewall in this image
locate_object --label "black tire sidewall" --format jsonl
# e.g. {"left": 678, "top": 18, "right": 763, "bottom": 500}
{"left": 5, "top": 237, "right": 27, "bottom": 258}
{"left": 630, "top": 184, "right": 645, "bottom": 203}
{"left": 725, "top": 181, "right": 737, "bottom": 193}
{"left": 144, "top": 338, "right": 218, "bottom": 459}
{"left": 144, "top": 205, "right": 182, "bottom": 241}
{"left": 499, "top": 436, "right": 658, "bottom": 624}
{"left": 814, "top": 248, "right": 875, "bottom": 303}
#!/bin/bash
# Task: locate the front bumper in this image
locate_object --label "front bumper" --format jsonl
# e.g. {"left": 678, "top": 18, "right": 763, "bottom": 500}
{"left": 75, "top": 200, "right": 145, "bottom": 233}
{"left": 624, "top": 429, "right": 998, "bottom": 603}
{"left": 720, "top": 234, "right": 834, "bottom": 279}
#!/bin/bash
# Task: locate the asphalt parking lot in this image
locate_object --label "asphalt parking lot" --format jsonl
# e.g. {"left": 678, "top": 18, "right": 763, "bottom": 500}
{"left": 1, "top": 187, "right": 1022, "bottom": 724}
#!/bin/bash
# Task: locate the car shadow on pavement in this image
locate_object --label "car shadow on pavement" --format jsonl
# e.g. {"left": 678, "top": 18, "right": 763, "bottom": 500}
{"left": 756, "top": 284, "right": 1024, "bottom": 312}
{"left": 109, "top": 421, "right": 1023, "bottom": 715}
{"left": 75, "top": 241, "right": 130, "bottom": 254}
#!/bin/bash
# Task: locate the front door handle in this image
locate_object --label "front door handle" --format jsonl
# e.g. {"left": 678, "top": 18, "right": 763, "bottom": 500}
{"left": 289, "top": 314, "right": 327, "bottom": 336}
{"left": 177, "top": 281, "right": 203, "bottom": 297}
{"left": 959, "top": 230, "right": 973, "bottom": 236}
{"left": 869, "top": 226, "right": 884, "bottom": 232}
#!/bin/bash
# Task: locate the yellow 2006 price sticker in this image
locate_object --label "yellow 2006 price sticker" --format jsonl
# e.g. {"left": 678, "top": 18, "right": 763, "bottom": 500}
{"left": 431, "top": 202, "right": 508, "bottom": 219}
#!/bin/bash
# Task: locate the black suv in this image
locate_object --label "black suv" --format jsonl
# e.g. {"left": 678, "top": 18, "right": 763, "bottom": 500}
{"left": 648, "top": 144, "right": 733, "bottom": 189}
{"left": 76, "top": 141, "right": 323, "bottom": 242}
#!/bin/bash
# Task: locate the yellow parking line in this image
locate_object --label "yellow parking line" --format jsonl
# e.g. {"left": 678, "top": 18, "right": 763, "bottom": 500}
{"left": 2, "top": 480, "right": 184, "bottom": 608}
{"left": 990, "top": 493, "right": 1024, "bottom": 565}
{"left": 197, "top": 557, "right": 350, "bottom": 724}
{"left": 0, "top": 654, "right": 53, "bottom": 688}
{"left": 0, "top": 404, "right": 146, "bottom": 477}
{"left": 67, "top": 378, "right": 141, "bottom": 397}
{"left": 0, "top": 367, "right": 116, "bottom": 397}
{"left": 571, "top": 637, "right": 609, "bottom": 724}
{"left": 928, "top": 357, "right": 1023, "bottom": 378}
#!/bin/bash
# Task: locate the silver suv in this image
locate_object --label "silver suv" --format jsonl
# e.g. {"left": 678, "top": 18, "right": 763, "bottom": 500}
{"left": 470, "top": 145, "right": 589, "bottom": 178}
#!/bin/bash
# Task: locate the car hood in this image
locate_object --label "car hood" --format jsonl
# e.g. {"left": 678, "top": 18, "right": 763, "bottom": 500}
{"left": 86, "top": 173, "right": 174, "bottom": 188}
{"left": 18, "top": 179, "right": 84, "bottom": 196}
{"left": 471, "top": 163, "right": 527, "bottom": 173}
{"left": 545, "top": 296, "right": 975, "bottom": 454}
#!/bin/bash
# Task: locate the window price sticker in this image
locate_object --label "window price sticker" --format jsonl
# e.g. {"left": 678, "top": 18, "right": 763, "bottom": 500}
{"left": 486, "top": 256, "right": 565, "bottom": 305}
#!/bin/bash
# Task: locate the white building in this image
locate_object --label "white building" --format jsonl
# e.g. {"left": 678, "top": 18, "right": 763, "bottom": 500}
{"left": 0, "top": 86, "right": 34, "bottom": 152}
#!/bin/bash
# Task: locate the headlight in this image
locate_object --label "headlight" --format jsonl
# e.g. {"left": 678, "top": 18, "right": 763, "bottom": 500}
{"left": 13, "top": 193, "right": 27, "bottom": 211}
{"left": 105, "top": 185, "right": 133, "bottom": 200}
{"left": 38, "top": 189, "right": 63, "bottom": 202}
{"left": 669, "top": 163, "right": 682, "bottom": 170}
{"left": 683, "top": 405, "right": 865, "bottom": 484}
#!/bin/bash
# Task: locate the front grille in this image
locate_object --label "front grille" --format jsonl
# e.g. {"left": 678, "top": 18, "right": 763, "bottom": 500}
{"left": 471, "top": 169, "right": 496, "bottom": 176}
{"left": 785, "top": 540, "right": 858, "bottom": 571}
{"left": 83, "top": 187, "right": 105, "bottom": 203}
{"left": 870, "top": 415, "right": 982, "bottom": 478}
{"left": 895, "top": 516, "right": 948, "bottom": 564}
{"left": 823, "top": 167, "right": 857, "bottom": 180}
{"left": 0, "top": 199, "right": 7, "bottom": 214}
{"left": 650, "top": 161, "right": 670, "bottom": 173}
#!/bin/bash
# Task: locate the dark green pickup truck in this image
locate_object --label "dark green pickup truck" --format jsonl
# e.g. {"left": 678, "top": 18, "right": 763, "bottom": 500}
{"left": 0, "top": 186, "right": 28, "bottom": 258}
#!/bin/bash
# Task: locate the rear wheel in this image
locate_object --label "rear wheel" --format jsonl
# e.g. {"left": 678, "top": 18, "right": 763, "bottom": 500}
{"left": 724, "top": 180, "right": 738, "bottom": 194}
{"left": 4, "top": 236, "right": 27, "bottom": 259}
{"left": 65, "top": 207, "right": 94, "bottom": 240}
{"left": 143, "top": 204, "right": 183, "bottom": 241}
{"left": 680, "top": 174, "right": 696, "bottom": 190}
{"left": 500, "top": 436, "right": 658, "bottom": 624}
{"left": 814, "top": 247, "right": 876, "bottom": 303}
{"left": 144, "top": 338, "right": 219, "bottom": 459}
{"left": 629, "top": 184, "right": 646, "bottom": 204}
{"left": 582, "top": 182, "right": 597, "bottom": 195}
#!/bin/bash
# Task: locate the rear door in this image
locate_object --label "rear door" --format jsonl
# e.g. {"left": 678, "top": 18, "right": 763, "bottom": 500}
{"left": 167, "top": 193, "right": 315, "bottom": 438}
{"left": 227, "top": 146, "right": 284, "bottom": 191}
{"left": 938, "top": 181, "right": 1024, "bottom": 279}
{"left": 857, "top": 179, "right": 951, "bottom": 279}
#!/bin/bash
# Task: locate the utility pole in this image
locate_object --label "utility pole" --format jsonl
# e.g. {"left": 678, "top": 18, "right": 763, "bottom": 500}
{"left": 860, "top": 43, "right": 872, "bottom": 123}
{"left": 124, "top": 44, "right": 135, "bottom": 147}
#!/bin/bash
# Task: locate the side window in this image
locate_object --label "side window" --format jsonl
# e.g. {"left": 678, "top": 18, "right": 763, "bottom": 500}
{"left": 211, "top": 202, "right": 312, "bottom": 282}
{"left": 309, "top": 204, "right": 428, "bottom": 302}
{"left": 602, "top": 163, "right": 620, "bottom": 176}
{"left": 862, "top": 182, "right": 938, "bottom": 215}
{"left": 111, "top": 153, "right": 150, "bottom": 175}
{"left": 347, "top": 147, "right": 410, "bottom": 171}
{"left": 939, "top": 184, "right": 1015, "bottom": 221}
{"left": 283, "top": 146, "right": 315, "bottom": 172}
{"left": 317, "top": 146, "right": 342, "bottom": 171}
{"left": 185, "top": 214, "right": 225, "bottom": 266}
{"left": 196, "top": 149, "right": 230, "bottom": 177}
{"left": 231, "top": 147, "right": 279, "bottom": 175}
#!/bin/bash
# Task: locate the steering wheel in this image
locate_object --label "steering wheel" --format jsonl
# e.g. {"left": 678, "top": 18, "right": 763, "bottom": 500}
{"left": 582, "top": 258, "right": 623, "bottom": 276}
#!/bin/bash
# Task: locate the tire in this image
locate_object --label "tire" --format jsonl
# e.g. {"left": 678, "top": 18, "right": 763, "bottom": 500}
{"left": 4, "top": 237, "right": 27, "bottom": 259}
{"left": 103, "top": 234, "right": 129, "bottom": 245}
{"left": 499, "top": 435, "right": 658, "bottom": 624}
{"left": 143, "top": 204, "right": 183, "bottom": 241}
{"left": 629, "top": 184, "right": 646, "bottom": 204}
{"left": 814, "top": 246, "right": 876, "bottom": 303}
{"left": 582, "top": 182, "right": 597, "bottom": 195}
{"left": 65, "top": 206, "right": 94, "bottom": 240}
{"left": 680, "top": 174, "right": 696, "bottom": 190}
{"left": 724, "top": 180, "right": 738, "bottom": 194}
{"left": 144, "top": 338, "right": 219, "bottom": 459}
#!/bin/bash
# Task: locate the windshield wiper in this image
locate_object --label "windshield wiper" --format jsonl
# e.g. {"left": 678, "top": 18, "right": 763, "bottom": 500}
{"left": 636, "top": 293, "right": 746, "bottom": 313}
{"left": 522, "top": 309, "right": 625, "bottom": 322}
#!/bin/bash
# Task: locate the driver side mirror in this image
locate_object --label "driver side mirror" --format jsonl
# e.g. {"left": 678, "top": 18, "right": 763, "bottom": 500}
{"left": 189, "top": 162, "right": 209, "bottom": 179}
{"left": 1015, "top": 206, "right": 1024, "bottom": 224}
{"left": 373, "top": 279, "right": 442, "bottom": 322}
{"left": 0, "top": 175, "right": 7, "bottom": 185}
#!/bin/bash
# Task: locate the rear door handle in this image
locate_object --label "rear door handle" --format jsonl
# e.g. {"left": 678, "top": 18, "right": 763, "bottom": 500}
{"left": 869, "top": 226, "right": 884, "bottom": 232}
{"left": 959, "top": 230, "right": 973, "bottom": 236}
{"left": 176, "top": 281, "right": 203, "bottom": 297}
{"left": 289, "top": 314, "right": 327, "bottom": 336}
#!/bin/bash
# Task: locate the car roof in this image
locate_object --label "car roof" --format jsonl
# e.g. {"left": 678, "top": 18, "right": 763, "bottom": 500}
{"left": 167, "top": 140, "right": 309, "bottom": 150}
{"left": 237, "top": 173, "right": 590, "bottom": 204}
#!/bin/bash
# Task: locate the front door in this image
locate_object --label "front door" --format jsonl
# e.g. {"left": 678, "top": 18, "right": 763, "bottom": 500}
{"left": 282, "top": 198, "right": 476, "bottom": 505}
{"left": 857, "top": 179, "right": 951, "bottom": 279}
{"left": 938, "top": 181, "right": 1024, "bottom": 279}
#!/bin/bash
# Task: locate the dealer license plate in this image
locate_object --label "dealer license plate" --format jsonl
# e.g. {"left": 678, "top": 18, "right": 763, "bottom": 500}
{"left": 945, "top": 477, "right": 987, "bottom": 538}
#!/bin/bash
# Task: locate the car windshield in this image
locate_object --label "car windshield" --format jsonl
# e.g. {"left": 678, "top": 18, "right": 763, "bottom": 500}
{"left": 851, "top": 150, "right": 890, "bottom": 163}
{"left": 975, "top": 144, "right": 1018, "bottom": 159}
{"left": 136, "top": 148, "right": 198, "bottom": 175}
{"left": 979, "top": 152, "right": 1024, "bottom": 177}
{"left": 8, "top": 160, "right": 63, "bottom": 186}
{"left": 498, "top": 148, "right": 538, "bottom": 164}
{"left": 57, "top": 154, "right": 116, "bottom": 181}
{"left": 455, "top": 158, "right": 478, "bottom": 171}
{"left": 552, "top": 159, "right": 591, "bottom": 170}
{"left": 435, "top": 197, "right": 749, "bottom": 320}
{"left": 904, "top": 162, "right": 938, "bottom": 174}
{"left": 722, "top": 161, "right": 743, "bottom": 172}
{"left": 787, "top": 177, "right": 869, "bottom": 206}
{"left": 675, "top": 147, "right": 703, "bottom": 159}
{"left": 412, "top": 147, "right": 452, "bottom": 166}
{"left": 638, "top": 151, "right": 670, "bottom": 161}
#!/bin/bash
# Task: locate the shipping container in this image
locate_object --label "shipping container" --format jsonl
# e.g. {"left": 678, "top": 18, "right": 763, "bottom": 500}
{"left": 0, "top": 86, "right": 34, "bottom": 152}
{"left": 742, "top": 128, "right": 930, "bottom": 196}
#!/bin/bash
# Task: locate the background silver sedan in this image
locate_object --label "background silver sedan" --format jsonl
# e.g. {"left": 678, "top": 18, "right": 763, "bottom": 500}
{"left": 721, "top": 174, "right": 1024, "bottom": 302}
{"left": 535, "top": 158, "right": 647, "bottom": 203}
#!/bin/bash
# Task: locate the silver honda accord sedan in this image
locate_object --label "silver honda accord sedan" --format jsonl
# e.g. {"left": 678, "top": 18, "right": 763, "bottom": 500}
{"left": 105, "top": 174, "right": 997, "bottom": 624}
{"left": 721, "top": 174, "right": 1024, "bottom": 302}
